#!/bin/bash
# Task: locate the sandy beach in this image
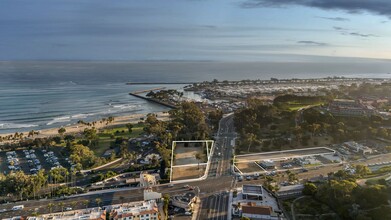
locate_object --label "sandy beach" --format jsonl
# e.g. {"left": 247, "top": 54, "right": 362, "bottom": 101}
{"left": 0, "top": 112, "right": 169, "bottom": 141}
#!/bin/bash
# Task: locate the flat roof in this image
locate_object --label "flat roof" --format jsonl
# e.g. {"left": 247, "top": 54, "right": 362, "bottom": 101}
{"left": 243, "top": 184, "right": 263, "bottom": 195}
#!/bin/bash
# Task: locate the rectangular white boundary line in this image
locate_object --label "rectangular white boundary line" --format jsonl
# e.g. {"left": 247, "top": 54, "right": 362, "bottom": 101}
{"left": 170, "top": 140, "right": 214, "bottom": 183}
{"left": 235, "top": 146, "right": 335, "bottom": 158}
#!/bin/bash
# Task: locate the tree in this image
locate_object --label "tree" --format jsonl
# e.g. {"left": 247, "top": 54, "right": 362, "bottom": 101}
{"left": 95, "top": 198, "right": 102, "bottom": 207}
{"left": 82, "top": 200, "right": 89, "bottom": 209}
{"left": 355, "top": 165, "right": 371, "bottom": 177}
{"left": 303, "top": 182, "right": 317, "bottom": 196}
{"left": 125, "top": 123, "right": 133, "bottom": 134}
{"left": 59, "top": 202, "right": 65, "bottom": 213}
{"left": 47, "top": 203, "right": 55, "bottom": 214}
{"left": 58, "top": 127, "right": 66, "bottom": 136}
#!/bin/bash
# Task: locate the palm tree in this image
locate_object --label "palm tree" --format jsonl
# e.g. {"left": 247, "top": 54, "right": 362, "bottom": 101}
{"left": 95, "top": 198, "right": 102, "bottom": 208}
{"left": 59, "top": 202, "right": 65, "bottom": 213}
{"left": 70, "top": 201, "right": 78, "bottom": 210}
{"left": 83, "top": 200, "right": 89, "bottom": 210}
{"left": 47, "top": 203, "right": 55, "bottom": 214}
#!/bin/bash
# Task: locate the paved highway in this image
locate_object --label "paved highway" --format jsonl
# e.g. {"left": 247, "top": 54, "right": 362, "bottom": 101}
{"left": 200, "top": 114, "right": 236, "bottom": 220}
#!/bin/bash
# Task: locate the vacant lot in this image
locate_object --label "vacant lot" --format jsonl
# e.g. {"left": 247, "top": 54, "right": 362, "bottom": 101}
{"left": 174, "top": 143, "right": 206, "bottom": 166}
{"left": 171, "top": 164, "right": 207, "bottom": 181}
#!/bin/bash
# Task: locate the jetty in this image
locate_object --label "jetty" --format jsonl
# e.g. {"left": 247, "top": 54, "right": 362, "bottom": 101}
{"left": 132, "top": 87, "right": 166, "bottom": 95}
{"left": 129, "top": 92, "right": 177, "bottom": 109}
{"left": 126, "top": 82, "right": 198, "bottom": 85}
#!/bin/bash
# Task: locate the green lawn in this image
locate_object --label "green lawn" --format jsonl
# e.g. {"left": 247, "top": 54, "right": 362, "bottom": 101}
{"left": 90, "top": 123, "right": 145, "bottom": 156}
{"left": 286, "top": 102, "right": 325, "bottom": 111}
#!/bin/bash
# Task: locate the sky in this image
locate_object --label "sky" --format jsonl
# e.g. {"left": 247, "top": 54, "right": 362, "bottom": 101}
{"left": 1, "top": 0, "right": 391, "bottom": 62}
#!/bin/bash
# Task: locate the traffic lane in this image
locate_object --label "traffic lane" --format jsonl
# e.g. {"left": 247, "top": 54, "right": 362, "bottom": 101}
{"left": 0, "top": 187, "right": 193, "bottom": 218}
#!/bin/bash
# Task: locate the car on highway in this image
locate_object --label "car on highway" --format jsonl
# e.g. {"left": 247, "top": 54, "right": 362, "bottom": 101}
{"left": 65, "top": 207, "right": 72, "bottom": 211}
{"left": 0, "top": 209, "right": 7, "bottom": 213}
{"left": 12, "top": 205, "right": 24, "bottom": 211}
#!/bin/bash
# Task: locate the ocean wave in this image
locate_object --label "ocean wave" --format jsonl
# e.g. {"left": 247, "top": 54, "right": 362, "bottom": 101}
{"left": 112, "top": 104, "right": 139, "bottom": 110}
{"left": 0, "top": 122, "right": 38, "bottom": 130}
{"left": 46, "top": 116, "right": 71, "bottom": 125}
{"left": 46, "top": 113, "right": 95, "bottom": 125}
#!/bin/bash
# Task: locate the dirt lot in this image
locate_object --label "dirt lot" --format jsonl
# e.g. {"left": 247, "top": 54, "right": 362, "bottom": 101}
{"left": 235, "top": 162, "right": 264, "bottom": 174}
{"left": 174, "top": 144, "right": 206, "bottom": 166}
{"left": 171, "top": 164, "right": 207, "bottom": 181}
{"left": 236, "top": 147, "right": 334, "bottom": 163}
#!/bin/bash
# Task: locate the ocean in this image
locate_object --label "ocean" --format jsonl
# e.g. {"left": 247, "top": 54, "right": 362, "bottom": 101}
{"left": 1, "top": 61, "right": 391, "bottom": 134}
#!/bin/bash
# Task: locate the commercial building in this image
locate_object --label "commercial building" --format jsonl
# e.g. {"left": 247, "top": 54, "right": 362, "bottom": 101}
{"left": 231, "top": 184, "right": 282, "bottom": 219}
{"left": 328, "top": 99, "right": 376, "bottom": 117}
{"left": 343, "top": 141, "right": 373, "bottom": 155}
{"left": 241, "top": 203, "right": 277, "bottom": 220}
{"left": 110, "top": 200, "right": 159, "bottom": 220}
{"left": 242, "top": 185, "right": 264, "bottom": 200}
{"left": 28, "top": 208, "right": 106, "bottom": 220}
{"left": 258, "top": 160, "right": 276, "bottom": 170}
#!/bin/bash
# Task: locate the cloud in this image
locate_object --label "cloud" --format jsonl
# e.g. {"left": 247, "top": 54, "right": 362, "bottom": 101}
{"left": 333, "top": 26, "right": 348, "bottom": 31}
{"left": 297, "top": 40, "right": 328, "bottom": 46}
{"left": 240, "top": 0, "right": 391, "bottom": 19}
{"left": 348, "top": 32, "right": 378, "bottom": 37}
{"left": 316, "top": 16, "right": 350, "bottom": 21}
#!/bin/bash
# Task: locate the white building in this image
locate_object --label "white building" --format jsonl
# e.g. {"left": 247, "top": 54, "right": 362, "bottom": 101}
{"left": 110, "top": 200, "right": 159, "bottom": 220}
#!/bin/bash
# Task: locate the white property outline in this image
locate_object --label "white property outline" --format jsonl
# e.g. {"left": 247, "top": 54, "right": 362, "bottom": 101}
{"left": 233, "top": 146, "right": 336, "bottom": 175}
{"left": 170, "top": 140, "right": 214, "bottom": 183}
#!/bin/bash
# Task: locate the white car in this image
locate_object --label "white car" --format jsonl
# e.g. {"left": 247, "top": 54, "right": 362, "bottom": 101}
{"left": 65, "top": 207, "right": 72, "bottom": 211}
{"left": 0, "top": 209, "right": 7, "bottom": 213}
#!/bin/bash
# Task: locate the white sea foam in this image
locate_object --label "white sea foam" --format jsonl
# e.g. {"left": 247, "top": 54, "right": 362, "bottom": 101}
{"left": 46, "top": 116, "right": 71, "bottom": 125}
{"left": 0, "top": 122, "right": 38, "bottom": 129}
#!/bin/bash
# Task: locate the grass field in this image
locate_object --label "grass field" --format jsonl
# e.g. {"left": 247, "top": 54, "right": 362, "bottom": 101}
{"left": 90, "top": 123, "right": 144, "bottom": 156}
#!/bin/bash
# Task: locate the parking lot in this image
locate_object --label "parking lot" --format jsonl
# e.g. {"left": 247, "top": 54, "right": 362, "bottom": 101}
{"left": 234, "top": 147, "right": 339, "bottom": 175}
{"left": 0, "top": 148, "right": 70, "bottom": 175}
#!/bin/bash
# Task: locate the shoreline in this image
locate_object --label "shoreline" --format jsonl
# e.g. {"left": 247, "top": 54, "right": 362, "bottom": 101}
{"left": 0, "top": 112, "right": 169, "bottom": 142}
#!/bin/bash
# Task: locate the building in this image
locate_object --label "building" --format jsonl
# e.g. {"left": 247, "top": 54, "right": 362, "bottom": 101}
{"left": 139, "top": 172, "right": 157, "bottom": 187}
{"left": 242, "top": 185, "right": 263, "bottom": 200}
{"left": 344, "top": 141, "right": 373, "bottom": 155}
{"left": 29, "top": 208, "right": 106, "bottom": 220}
{"left": 231, "top": 184, "right": 282, "bottom": 219}
{"left": 171, "top": 192, "right": 197, "bottom": 212}
{"left": 110, "top": 200, "right": 159, "bottom": 220}
{"left": 258, "top": 160, "right": 276, "bottom": 170}
{"left": 328, "top": 99, "right": 376, "bottom": 117}
{"left": 144, "top": 188, "right": 162, "bottom": 201}
{"left": 275, "top": 184, "right": 304, "bottom": 199}
{"left": 241, "top": 203, "right": 277, "bottom": 220}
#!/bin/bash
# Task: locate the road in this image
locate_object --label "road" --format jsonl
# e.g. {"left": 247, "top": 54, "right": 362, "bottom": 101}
{"left": 199, "top": 114, "right": 236, "bottom": 220}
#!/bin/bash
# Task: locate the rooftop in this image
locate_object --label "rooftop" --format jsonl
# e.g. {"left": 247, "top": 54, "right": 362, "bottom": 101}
{"left": 243, "top": 184, "right": 263, "bottom": 196}
{"left": 242, "top": 203, "right": 273, "bottom": 215}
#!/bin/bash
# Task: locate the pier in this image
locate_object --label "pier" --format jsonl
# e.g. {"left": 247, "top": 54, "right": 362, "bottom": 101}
{"left": 126, "top": 82, "right": 197, "bottom": 85}
{"left": 129, "top": 92, "right": 177, "bottom": 109}
{"left": 132, "top": 87, "right": 166, "bottom": 95}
